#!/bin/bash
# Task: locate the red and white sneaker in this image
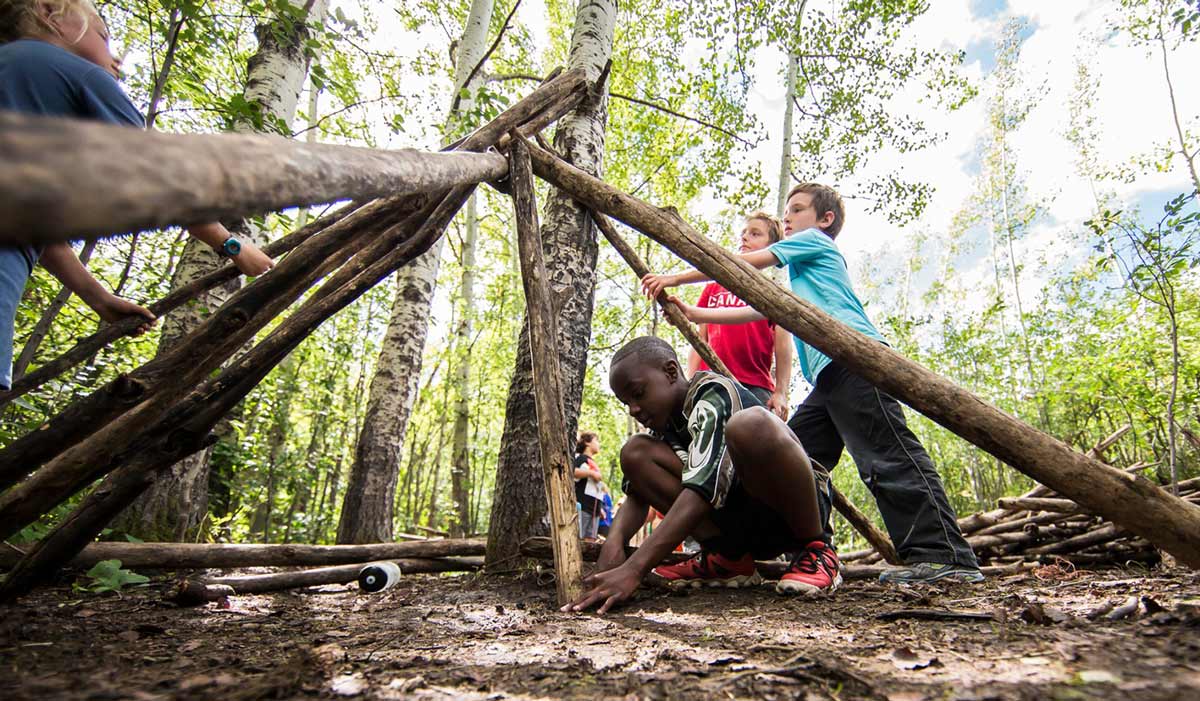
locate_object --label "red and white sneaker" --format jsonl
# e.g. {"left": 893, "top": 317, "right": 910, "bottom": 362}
{"left": 776, "top": 541, "right": 842, "bottom": 596}
{"left": 651, "top": 551, "right": 762, "bottom": 589}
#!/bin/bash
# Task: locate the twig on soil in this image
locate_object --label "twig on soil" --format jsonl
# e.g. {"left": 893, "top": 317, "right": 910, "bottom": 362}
{"left": 876, "top": 608, "right": 996, "bottom": 622}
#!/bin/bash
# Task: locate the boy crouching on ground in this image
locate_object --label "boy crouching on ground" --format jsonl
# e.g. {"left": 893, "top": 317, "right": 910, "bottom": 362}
{"left": 563, "top": 337, "right": 840, "bottom": 614}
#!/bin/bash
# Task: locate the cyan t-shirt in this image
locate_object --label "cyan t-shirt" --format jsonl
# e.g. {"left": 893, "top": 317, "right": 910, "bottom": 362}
{"left": 767, "top": 228, "right": 884, "bottom": 383}
{"left": 0, "top": 39, "right": 144, "bottom": 269}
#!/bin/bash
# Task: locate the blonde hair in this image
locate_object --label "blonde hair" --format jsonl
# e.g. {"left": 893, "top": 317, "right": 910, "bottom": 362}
{"left": 0, "top": 0, "right": 98, "bottom": 44}
{"left": 745, "top": 211, "right": 783, "bottom": 243}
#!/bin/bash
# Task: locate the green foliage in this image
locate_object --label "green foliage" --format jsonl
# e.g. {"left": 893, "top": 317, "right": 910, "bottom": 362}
{"left": 79, "top": 559, "right": 150, "bottom": 594}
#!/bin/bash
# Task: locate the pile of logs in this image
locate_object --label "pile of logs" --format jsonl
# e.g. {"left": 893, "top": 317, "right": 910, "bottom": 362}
{"left": 842, "top": 428, "right": 1199, "bottom": 570}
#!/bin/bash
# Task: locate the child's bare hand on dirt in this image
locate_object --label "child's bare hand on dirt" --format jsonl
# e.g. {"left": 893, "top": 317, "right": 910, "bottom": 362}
{"left": 561, "top": 563, "right": 640, "bottom": 614}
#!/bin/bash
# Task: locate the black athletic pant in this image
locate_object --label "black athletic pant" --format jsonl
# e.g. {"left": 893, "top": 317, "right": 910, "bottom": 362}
{"left": 788, "top": 361, "right": 978, "bottom": 567}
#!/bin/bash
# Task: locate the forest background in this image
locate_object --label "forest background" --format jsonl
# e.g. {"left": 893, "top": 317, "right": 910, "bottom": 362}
{"left": 3, "top": 0, "right": 1197, "bottom": 557}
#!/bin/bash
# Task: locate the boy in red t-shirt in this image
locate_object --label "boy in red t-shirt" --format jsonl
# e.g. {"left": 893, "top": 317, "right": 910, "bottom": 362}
{"left": 687, "top": 212, "right": 793, "bottom": 418}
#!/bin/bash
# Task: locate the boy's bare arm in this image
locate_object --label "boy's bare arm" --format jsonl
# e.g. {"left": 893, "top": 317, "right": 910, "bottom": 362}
{"left": 670, "top": 296, "right": 765, "bottom": 325}
{"left": 596, "top": 491, "right": 650, "bottom": 572}
{"left": 39, "top": 243, "right": 155, "bottom": 333}
{"left": 186, "top": 222, "right": 275, "bottom": 276}
{"left": 685, "top": 324, "right": 708, "bottom": 377}
{"left": 769, "top": 327, "right": 792, "bottom": 419}
{"left": 641, "top": 249, "right": 778, "bottom": 298}
{"left": 622, "top": 489, "right": 711, "bottom": 575}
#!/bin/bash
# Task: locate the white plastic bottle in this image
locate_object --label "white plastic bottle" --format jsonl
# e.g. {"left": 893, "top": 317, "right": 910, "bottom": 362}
{"left": 357, "top": 561, "right": 402, "bottom": 592}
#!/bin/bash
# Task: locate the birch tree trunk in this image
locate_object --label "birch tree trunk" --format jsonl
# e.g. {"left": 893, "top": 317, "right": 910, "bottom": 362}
{"left": 776, "top": 52, "right": 798, "bottom": 219}
{"left": 449, "top": 192, "right": 479, "bottom": 537}
{"left": 116, "top": 0, "right": 328, "bottom": 541}
{"left": 336, "top": 0, "right": 494, "bottom": 544}
{"left": 775, "top": 2, "right": 805, "bottom": 218}
{"left": 485, "top": 0, "right": 616, "bottom": 567}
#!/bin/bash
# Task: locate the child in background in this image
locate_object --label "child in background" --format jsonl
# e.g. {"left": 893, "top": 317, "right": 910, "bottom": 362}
{"left": 644, "top": 183, "right": 982, "bottom": 584}
{"left": 687, "top": 212, "right": 792, "bottom": 419}
{"left": 573, "top": 431, "right": 604, "bottom": 541}
{"left": 0, "top": 0, "right": 274, "bottom": 390}
{"left": 564, "top": 337, "right": 838, "bottom": 614}
{"left": 597, "top": 483, "right": 614, "bottom": 539}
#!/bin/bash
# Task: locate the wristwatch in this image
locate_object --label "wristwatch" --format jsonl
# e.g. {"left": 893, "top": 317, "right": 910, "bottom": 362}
{"left": 218, "top": 236, "right": 242, "bottom": 257}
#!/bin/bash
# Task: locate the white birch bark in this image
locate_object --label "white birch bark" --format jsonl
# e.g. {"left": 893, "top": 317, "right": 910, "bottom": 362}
{"left": 486, "top": 0, "right": 617, "bottom": 566}
{"left": 116, "top": 0, "right": 328, "bottom": 541}
{"left": 776, "top": 51, "right": 798, "bottom": 219}
{"left": 336, "top": 0, "right": 494, "bottom": 544}
{"left": 449, "top": 191, "right": 478, "bottom": 536}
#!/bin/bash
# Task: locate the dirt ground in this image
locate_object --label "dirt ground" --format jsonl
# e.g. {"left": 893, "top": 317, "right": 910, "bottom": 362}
{"left": 1, "top": 563, "right": 1198, "bottom": 701}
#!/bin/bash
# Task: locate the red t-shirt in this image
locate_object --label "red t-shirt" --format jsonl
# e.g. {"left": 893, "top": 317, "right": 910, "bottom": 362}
{"left": 696, "top": 282, "right": 776, "bottom": 392}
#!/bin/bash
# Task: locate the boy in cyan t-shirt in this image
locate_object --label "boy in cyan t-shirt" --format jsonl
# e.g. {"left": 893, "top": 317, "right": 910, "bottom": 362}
{"left": 564, "top": 337, "right": 838, "bottom": 614}
{"left": 643, "top": 183, "right": 982, "bottom": 584}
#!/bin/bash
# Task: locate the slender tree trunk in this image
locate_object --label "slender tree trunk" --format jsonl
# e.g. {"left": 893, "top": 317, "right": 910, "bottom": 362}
{"left": 337, "top": 0, "right": 494, "bottom": 544}
{"left": 116, "top": 0, "right": 329, "bottom": 541}
{"left": 485, "top": 0, "right": 616, "bottom": 568}
{"left": 449, "top": 194, "right": 479, "bottom": 537}
{"left": 998, "top": 144, "right": 1046, "bottom": 428}
{"left": 1158, "top": 23, "right": 1200, "bottom": 197}
{"left": 776, "top": 53, "right": 797, "bottom": 219}
{"left": 775, "top": 2, "right": 806, "bottom": 218}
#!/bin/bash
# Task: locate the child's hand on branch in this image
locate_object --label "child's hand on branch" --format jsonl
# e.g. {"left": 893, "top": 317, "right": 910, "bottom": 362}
{"left": 94, "top": 295, "right": 156, "bottom": 335}
{"left": 640, "top": 273, "right": 677, "bottom": 300}
{"left": 232, "top": 241, "right": 274, "bottom": 277}
{"left": 561, "top": 563, "right": 641, "bottom": 614}
{"left": 666, "top": 295, "right": 699, "bottom": 322}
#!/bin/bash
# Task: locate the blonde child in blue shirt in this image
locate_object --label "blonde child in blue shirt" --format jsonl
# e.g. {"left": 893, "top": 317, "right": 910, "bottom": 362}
{"left": 0, "top": 0, "right": 274, "bottom": 390}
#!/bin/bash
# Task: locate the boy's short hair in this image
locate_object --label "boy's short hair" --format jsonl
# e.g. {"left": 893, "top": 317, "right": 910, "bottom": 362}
{"left": 786, "top": 183, "right": 845, "bottom": 239}
{"left": 611, "top": 336, "right": 677, "bottom": 370}
{"left": 745, "top": 211, "right": 783, "bottom": 243}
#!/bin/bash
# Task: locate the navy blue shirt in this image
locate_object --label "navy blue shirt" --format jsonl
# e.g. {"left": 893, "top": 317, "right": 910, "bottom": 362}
{"left": 0, "top": 39, "right": 144, "bottom": 268}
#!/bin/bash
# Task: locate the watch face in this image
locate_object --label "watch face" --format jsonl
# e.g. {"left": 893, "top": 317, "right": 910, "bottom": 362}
{"left": 223, "top": 238, "right": 242, "bottom": 256}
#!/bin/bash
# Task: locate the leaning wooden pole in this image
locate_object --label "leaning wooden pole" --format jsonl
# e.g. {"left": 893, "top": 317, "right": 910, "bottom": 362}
{"left": 0, "top": 111, "right": 510, "bottom": 245}
{"left": 524, "top": 140, "right": 1200, "bottom": 568}
{"left": 0, "top": 202, "right": 356, "bottom": 409}
{"left": 591, "top": 211, "right": 730, "bottom": 376}
{"left": 829, "top": 484, "right": 902, "bottom": 565}
{"left": 509, "top": 135, "right": 583, "bottom": 605}
{"left": 594, "top": 209, "right": 900, "bottom": 564}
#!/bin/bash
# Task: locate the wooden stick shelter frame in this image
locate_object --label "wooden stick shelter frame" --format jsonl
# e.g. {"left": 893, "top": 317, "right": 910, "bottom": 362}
{"left": 2, "top": 70, "right": 1199, "bottom": 605}
{"left": 519, "top": 138, "right": 1200, "bottom": 568}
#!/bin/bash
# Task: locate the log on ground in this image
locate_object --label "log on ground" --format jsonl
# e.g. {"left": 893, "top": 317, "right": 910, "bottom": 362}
{"left": 0, "top": 539, "right": 486, "bottom": 570}
{"left": 166, "top": 557, "right": 484, "bottom": 605}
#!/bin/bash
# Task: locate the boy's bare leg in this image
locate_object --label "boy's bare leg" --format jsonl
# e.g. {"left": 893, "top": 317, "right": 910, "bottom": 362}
{"left": 619, "top": 435, "right": 722, "bottom": 542}
{"left": 725, "top": 407, "right": 823, "bottom": 544}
